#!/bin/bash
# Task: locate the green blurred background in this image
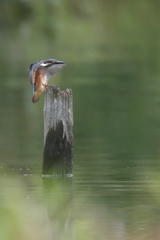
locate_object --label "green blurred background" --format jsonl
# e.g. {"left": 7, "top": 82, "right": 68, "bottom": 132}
{"left": 1, "top": 0, "right": 160, "bottom": 239}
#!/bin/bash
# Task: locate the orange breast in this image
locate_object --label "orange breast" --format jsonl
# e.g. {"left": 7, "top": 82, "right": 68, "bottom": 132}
{"left": 34, "top": 68, "right": 46, "bottom": 92}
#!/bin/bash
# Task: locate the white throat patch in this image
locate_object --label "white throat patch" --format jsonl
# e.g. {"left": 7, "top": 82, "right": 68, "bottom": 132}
{"left": 41, "top": 63, "right": 49, "bottom": 66}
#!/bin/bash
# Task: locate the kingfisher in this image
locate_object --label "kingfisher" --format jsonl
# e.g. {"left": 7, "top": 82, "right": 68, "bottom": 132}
{"left": 28, "top": 59, "right": 66, "bottom": 103}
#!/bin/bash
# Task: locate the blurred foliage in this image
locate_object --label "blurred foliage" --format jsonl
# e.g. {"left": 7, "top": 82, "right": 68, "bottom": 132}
{"left": 0, "top": 0, "right": 160, "bottom": 65}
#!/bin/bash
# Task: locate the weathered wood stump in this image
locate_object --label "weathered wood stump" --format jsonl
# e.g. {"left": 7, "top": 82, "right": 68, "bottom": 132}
{"left": 42, "top": 86, "right": 74, "bottom": 176}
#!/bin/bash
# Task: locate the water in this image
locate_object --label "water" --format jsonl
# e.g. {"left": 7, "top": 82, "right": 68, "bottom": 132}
{"left": 0, "top": 60, "right": 160, "bottom": 239}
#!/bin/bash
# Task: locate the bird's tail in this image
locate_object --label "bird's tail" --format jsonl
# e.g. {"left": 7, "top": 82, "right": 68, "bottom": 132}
{"left": 32, "top": 91, "right": 40, "bottom": 103}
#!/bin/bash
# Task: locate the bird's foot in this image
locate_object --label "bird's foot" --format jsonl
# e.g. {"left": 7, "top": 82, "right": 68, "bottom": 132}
{"left": 42, "top": 83, "right": 49, "bottom": 88}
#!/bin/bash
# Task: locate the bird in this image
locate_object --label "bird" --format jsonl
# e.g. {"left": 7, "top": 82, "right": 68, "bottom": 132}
{"left": 28, "top": 59, "right": 66, "bottom": 103}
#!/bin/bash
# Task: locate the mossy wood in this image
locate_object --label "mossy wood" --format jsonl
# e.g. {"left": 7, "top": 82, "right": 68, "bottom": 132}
{"left": 43, "top": 86, "right": 74, "bottom": 175}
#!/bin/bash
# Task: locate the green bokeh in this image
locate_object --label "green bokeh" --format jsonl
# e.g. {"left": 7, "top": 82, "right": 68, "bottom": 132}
{"left": 0, "top": 1, "right": 160, "bottom": 239}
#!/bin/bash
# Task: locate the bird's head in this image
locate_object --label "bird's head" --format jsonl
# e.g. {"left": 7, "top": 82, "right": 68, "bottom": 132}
{"left": 40, "top": 59, "right": 66, "bottom": 68}
{"left": 29, "top": 59, "right": 66, "bottom": 71}
{"left": 28, "top": 58, "right": 67, "bottom": 88}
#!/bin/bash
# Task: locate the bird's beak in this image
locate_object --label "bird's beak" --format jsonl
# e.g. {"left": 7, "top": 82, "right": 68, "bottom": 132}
{"left": 54, "top": 61, "right": 66, "bottom": 65}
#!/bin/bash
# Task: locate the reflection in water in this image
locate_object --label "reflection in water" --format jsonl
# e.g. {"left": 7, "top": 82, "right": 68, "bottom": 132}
{"left": 42, "top": 174, "right": 73, "bottom": 178}
{"left": 0, "top": 154, "right": 160, "bottom": 240}
{"left": 43, "top": 177, "right": 74, "bottom": 240}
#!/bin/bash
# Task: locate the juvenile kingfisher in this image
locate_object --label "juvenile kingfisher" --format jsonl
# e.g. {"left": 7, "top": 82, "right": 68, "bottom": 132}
{"left": 28, "top": 59, "right": 66, "bottom": 103}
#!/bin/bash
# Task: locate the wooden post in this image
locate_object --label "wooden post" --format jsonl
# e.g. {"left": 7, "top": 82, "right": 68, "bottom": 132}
{"left": 42, "top": 86, "right": 74, "bottom": 176}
